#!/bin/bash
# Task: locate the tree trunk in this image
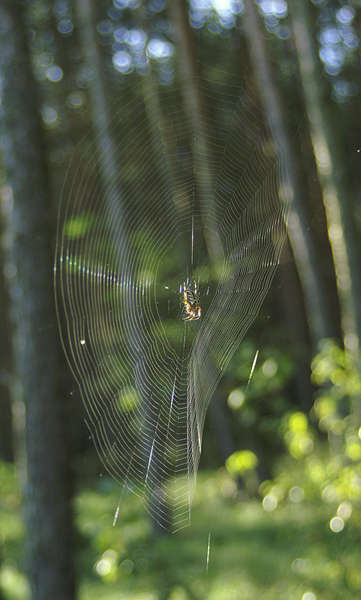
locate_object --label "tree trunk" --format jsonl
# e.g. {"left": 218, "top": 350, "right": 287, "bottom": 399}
{"left": 74, "top": 0, "right": 174, "bottom": 530}
{"left": 169, "top": 0, "right": 239, "bottom": 467}
{"left": 243, "top": 0, "right": 336, "bottom": 350}
{"left": 0, "top": 237, "right": 14, "bottom": 463}
{"left": 169, "top": 0, "right": 223, "bottom": 263}
{"left": 289, "top": 0, "right": 361, "bottom": 356}
{"left": 0, "top": 2, "right": 76, "bottom": 599}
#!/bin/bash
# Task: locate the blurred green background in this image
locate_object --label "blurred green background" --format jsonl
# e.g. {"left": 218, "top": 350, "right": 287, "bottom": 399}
{"left": 1, "top": 0, "right": 361, "bottom": 599}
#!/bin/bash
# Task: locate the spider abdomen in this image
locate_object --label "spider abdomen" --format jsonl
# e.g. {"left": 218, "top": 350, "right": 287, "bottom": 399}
{"left": 186, "top": 290, "right": 198, "bottom": 307}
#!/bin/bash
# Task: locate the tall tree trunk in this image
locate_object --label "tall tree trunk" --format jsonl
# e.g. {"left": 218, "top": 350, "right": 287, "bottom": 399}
{"left": 0, "top": 236, "right": 14, "bottom": 463}
{"left": 169, "top": 0, "right": 223, "bottom": 263}
{"left": 76, "top": 0, "right": 124, "bottom": 233}
{"left": 0, "top": 2, "right": 76, "bottom": 599}
{"left": 243, "top": 0, "right": 336, "bottom": 350}
{"left": 289, "top": 0, "right": 361, "bottom": 356}
{"left": 75, "top": 0, "right": 174, "bottom": 530}
{"left": 169, "top": 0, "right": 238, "bottom": 466}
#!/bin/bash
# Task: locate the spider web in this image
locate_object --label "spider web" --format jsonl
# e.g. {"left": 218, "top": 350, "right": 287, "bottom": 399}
{"left": 55, "top": 59, "right": 289, "bottom": 531}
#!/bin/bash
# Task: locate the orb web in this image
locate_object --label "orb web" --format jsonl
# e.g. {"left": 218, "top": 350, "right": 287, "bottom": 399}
{"left": 55, "top": 63, "right": 289, "bottom": 531}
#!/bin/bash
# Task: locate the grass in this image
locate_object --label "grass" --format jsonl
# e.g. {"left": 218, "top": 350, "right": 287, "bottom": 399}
{"left": 1, "top": 462, "right": 361, "bottom": 600}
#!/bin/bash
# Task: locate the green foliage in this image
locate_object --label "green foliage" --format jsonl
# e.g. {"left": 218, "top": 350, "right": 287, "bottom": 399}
{"left": 0, "top": 462, "right": 30, "bottom": 600}
{"left": 63, "top": 212, "right": 95, "bottom": 239}
{"left": 272, "top": 339, "right": 361, "bottom": 508}
{"left": 310, "top": 340, "right": 361, "bottom": 505}
{"left": 2, "top": 451, "right": 361, "bottom": 600}
{"left": 255, "top": 340, "right": 361, "bottom": 598}
{"left": 226, "top": 449, "right": 258, "bottom": 476}
{"left": 281, "top": 411, "right": 315, "bottom": 460}
{"left": 117, "top": 386, "right": 139, "bottom": 413}
{"left": 218, "top": 334, "right": 295, "bottom": 476}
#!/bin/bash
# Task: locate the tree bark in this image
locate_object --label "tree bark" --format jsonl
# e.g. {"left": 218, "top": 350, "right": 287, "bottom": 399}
{"left": 0, "top": 237, "right": 14, "bottom": 462}
{"left": 74, "top": 0, "right": 174, "bottom": 530}
{"left": 243, "top": 0, "right": 336, "bottom": 350}
{"left": 169, "top": 0, "right": 239, "bottom": 468}
{"left": 169, "top": 0, "right": 223, "bottom": 263}
{"left": 289, "top": 0, "right": 361, "bottom": 356}
{"left": 0, "top": 2, "right": 76, "bottom": 599}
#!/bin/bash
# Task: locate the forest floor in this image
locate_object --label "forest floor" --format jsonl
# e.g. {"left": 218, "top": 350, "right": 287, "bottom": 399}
{"left": 1, "top": 461, "right": 360, "bottom": 600}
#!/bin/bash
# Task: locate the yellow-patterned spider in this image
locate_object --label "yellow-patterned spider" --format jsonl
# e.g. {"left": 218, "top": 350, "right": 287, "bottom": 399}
{"left": 183, "top": 280, "right": 201, "bottom": 321}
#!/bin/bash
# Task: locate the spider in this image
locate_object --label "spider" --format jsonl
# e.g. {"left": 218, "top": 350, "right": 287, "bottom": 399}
{"left": 183, "top": 280, "right": 201, "bottom": 321}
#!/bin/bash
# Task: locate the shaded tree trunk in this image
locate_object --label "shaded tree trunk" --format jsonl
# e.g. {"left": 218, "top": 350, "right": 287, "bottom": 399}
{"left": 0, "top": 2, "right": 76, "bottom": 599}
{"left": 289, "top": 0, "right": 361, "bottom": 356}
{"left": 169, "top": 0, "right": 223, "bottom": 263}
{"left": 169, "top": 0, "right": 240, "bottom": 466}
{"left": 243, "top": 0, "right": 336, "bottom": 351}
{"left": 0, "top": 238, "right": 14, "bottom": 463}
{"left": 75, "top": 0, "right": 174, "bottom": 530}
{"left": 76, "top": 0, "right": 124, "bottom": 232}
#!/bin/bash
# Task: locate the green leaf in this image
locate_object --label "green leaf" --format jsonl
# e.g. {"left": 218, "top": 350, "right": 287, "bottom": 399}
{"left": 63, "top": 212, "right": 95, "bottom": 238}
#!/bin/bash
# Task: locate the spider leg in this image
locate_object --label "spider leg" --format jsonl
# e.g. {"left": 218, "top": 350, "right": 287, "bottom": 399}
{"left": 184, "top": 309, "right": 194, "bottom": 322}
{"left": 183, "top": 283, "right": 187, "bottom": 304}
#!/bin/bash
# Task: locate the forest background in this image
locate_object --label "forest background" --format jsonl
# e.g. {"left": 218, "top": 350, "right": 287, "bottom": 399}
{"left": 1, "top": 0, "right": 361, "bottom": 599}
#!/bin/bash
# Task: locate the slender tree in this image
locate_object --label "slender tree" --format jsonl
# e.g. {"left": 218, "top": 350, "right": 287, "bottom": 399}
{"left": 74, "top": 0, "right": 174, "bottom": 530}
{"left": 168, "top": 0, "right": 239, "bottom": 465}
{"left": 243, "top": 0, "right": 336, "bottom": 350}
{"left": 169, "top": 0, "right": 223, "bottom": 263}
{"left": 0, "top": 1, "right": 76, "bottom": 599}
{"left": 76, "top": 0, "right": 124, "bottom": 231}
{"left": 0, "top": 235, "right": 13, "bottom": 463}
{"left": 289, "top": 0, "right": 361, "bottom": 356}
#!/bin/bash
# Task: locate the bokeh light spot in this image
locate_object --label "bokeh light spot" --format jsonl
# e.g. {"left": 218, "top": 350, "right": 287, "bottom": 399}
{"left": 97, "top": 19, "right": 113, "bottom": 35}
{"left": 66, "top": 91, "right": 86, "bottom": 109}
{"left": 57, "top": 20, "right": 73, "bottom": 35}
{"left": 336, "top": 6, "right": 355, "bottom": 25}
{"left": 96, "top": 559, "right": 111, "bottom": 576}
{"left": 112, "top": 51, "right": 133, "bottom": 73}
{"left": 221, "top": 479, "right": 237, "bottom": 498}
{"left": 114, "top": 26, "right": 127, "bottom": 42}
{"left": 262, "top": 494, "right": 277, "bottom": 511}
{"left": 114, "top": 0, "right": 140, "bottom": 7}
{"left": 330, "top": 516, "right": 344, "bottom": 532}
{"left": 259, "top": 0, "right": 288, "bottom": 18}
{"left": 46, "top": 65, "right": 63, "bottom": 82}
{"left": 41, "top": 105, "right": 58, "bottom": 125}
{"left": 227, "top": 389, "right": 245, "bottom": 409}
{"left": 261, "top": 358, "right": 278, "bottom": 378}
{"left": 120, "top": 559, "right": 134, "bottom": 574}
{"left": 125, "top": 28, "right": 147, "bottom": 49}
{"left": 135, "top": 558, "right": 149, "bottom": 573}
{"left": 38, "top": 52, "right": 53, "bottom": 67}
{"left": 337, "top": 501, "right": 352, "bottom": 520}
{"left": 147, "top": 39, "right": 174, "bottom": 60}
{"left": 289, "top": 486, "right": 304, "bottom": 503}
{"left": 302, "top": 593, "right": 317, "bottom": 600}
